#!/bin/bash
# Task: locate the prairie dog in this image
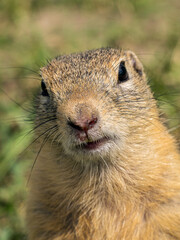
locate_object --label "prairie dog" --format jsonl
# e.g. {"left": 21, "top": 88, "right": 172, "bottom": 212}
{"left": 27, "top": 48, "right": 180, "bottom": 240}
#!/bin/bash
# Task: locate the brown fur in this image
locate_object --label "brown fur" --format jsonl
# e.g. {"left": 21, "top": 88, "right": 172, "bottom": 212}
{"left": 26, "top": 48, "right": 180, "bottom": 239}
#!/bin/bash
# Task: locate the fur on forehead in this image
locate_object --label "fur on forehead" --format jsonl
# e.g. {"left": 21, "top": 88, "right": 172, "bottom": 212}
{"left": 40, "top": 48, "right": 143, "bottom": 89}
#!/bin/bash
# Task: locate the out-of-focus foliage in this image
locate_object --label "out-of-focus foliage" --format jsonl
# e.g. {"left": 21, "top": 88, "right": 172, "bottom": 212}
{"left": 0, "top": 0, "right": 179, "bottom": 239}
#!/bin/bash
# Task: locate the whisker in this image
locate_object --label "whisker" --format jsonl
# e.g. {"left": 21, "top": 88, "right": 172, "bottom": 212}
{"left": 26, "top": 116, "right": 57, "bottom": 136}
{"left": 20, "top": 124, "right": 58, "bottom": 157}
{"left": 0, "top": 88, "right": 33, "bottom": 113}
{"left": 0, "top": 66, "right": 39, "bottom": 75}
{"left": 26, "top": 125, "right": 58, "bottom": 185}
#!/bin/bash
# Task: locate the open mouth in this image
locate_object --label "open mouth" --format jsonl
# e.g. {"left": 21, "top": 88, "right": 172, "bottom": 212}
{"left": 76, "top": 137, "right": 109, "bottom": 151}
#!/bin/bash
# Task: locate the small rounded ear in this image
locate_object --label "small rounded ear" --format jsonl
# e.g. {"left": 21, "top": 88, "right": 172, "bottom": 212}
{"left": 126, "top": 51, "right": 144, "bottom": 77}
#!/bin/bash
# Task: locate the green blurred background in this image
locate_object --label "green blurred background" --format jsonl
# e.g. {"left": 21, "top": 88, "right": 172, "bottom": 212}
{"left": 0, "top": 0, "right": 179, "bottom": 239}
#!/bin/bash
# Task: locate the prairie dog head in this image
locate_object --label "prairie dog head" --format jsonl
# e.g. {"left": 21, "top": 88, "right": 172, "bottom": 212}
{"left": 36, "top": 48, "right": 157, "bottom": 162}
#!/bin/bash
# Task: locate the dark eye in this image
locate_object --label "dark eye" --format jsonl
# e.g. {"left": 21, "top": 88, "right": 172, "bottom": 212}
{"left": 41, "top": 80, "right": 49, "bottom": 97}
{"left": 118, "top": 61, "right": 129, "bottom": 83}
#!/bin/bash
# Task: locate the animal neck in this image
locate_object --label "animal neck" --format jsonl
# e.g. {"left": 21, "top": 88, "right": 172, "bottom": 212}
{"left": 34, "top": 119, "right": 179, "bottom": 210}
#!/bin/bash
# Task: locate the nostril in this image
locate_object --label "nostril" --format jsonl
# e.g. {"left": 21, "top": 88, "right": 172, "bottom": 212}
{"left": 89, "top": 117, "right": 98, "bottom": 128}
{"left": 67, "top": 120, "right": 83, "bottom": 131}
{"left": 67, "top": 116, "right": 98, "bottom": 132}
